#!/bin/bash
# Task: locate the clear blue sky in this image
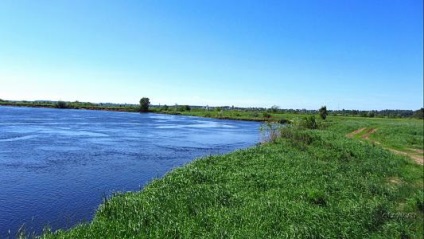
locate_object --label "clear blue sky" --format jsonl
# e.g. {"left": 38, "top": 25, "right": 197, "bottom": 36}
{"left": 0, "top": 0, "right": 422, "bottom": 110}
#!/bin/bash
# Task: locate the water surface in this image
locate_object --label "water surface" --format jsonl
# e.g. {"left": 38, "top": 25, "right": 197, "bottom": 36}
{"left": 0, "top": 106, "right": 260, "bottom": 237}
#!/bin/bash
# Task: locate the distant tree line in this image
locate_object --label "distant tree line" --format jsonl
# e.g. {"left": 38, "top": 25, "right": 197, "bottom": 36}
{"left": 1, "top": 98, "right": 422, "bottom": 119}
{"left": 0, "top": 100, "right": 139, "bottom": 112}
{"left": 247, "top": 106, "right": 422, "bottom": 119}
{"left": 412, "top": 108, "right": 424, "bottom": 119}
{"left": 328, "top": 109, "right": 423, "bottom": 119}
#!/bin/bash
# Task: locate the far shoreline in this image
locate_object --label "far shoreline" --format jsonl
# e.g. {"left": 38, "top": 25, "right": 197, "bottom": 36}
{"left": 1, "top": 99, "right": 422, "bottom": 121}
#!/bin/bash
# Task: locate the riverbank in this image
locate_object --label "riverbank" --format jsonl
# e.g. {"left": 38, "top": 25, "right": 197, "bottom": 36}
{"left": 2, "top": 100, "right": 421, "bottom": 123}
{"left": 0, "top": 100, "right": 140, "bottom": 112}
{"left": 0, "top": 100, "right": 284, "bottom": 122}
{"left": 40, "top": 117, "right": 423, "bottom": 238}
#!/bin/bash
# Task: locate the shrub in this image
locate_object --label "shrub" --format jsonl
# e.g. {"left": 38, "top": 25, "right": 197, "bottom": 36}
{"left": 319, "top": 106, "right": 328, "bottom": 120}
{"left": 262, "top": 112, "right": 271, "bottom": 119}
{"left": 260, "top": 122, "right": 282, "bottom": 143}
{"left": 293, "top": 116, "right": 318, "bottom": 129}
{"left": 280, "top": 126, "right": 314, "bottom": 148}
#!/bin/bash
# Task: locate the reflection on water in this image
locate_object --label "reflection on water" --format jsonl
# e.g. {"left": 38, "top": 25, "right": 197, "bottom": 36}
{"left": 0, "top": 106, "right": 260, "bottom": 237}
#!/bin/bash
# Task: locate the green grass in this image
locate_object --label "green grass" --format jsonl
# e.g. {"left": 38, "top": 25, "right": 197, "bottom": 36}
{"left": 39, "top": 117, "right": 423, "bottom": 238}
{"left": 151, "top": 107, "right": 302, "bottom": 122}
{"left": 325, "top": 117, "right": 423, "bottom": 151}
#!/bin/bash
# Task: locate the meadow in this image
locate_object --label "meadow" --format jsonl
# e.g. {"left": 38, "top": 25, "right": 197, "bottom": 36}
{"left": 37, "top": 114, "right": 423, "bottom": 238}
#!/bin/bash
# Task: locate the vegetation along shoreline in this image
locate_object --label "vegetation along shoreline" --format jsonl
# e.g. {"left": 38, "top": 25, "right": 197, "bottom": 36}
{"left": 1, "top": 98, "right": 423, "bottom": 121}
{"left": 38, "top": 112, "right": 423, "bottom": 238}
{"left": 2, "top": 99, "right": 423, "bottom": 238}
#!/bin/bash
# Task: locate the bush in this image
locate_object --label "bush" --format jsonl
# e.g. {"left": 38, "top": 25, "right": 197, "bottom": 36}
{"left": 280, "top": 126, "right": 314, "bottom": 148}
{"left": 293, "top": 116, "right": 318, "bottom": 129}
{"left": 319, "top": 106, "right": 328, "bottom": 120}
{"left": 260, "top": 122, "right": 281, "bottom": 143}
{"left": 262, "top": 112, "right": 271, "bottom": 119}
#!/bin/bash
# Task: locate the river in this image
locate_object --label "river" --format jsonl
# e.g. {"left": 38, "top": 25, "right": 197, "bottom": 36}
{"left": 0, "top": 106, "right": 260, "bottom": 237}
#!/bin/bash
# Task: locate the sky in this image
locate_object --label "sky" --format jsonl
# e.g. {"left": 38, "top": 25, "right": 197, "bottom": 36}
{"left": 0, "top": 0, "right": 422, "bottom": 110}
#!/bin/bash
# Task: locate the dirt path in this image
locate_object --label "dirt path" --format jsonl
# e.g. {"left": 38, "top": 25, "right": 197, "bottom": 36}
{"left": 346, "top": 127, "right": 378, "bottom": 140}
{"left": 362, "top": 128, "right": 378, "bottom": 140}
{"left": 346, "top": 128, "right": 366, "bottom": 138}
{"left": 347, "top": 128, "right": 423, "bottom": 165}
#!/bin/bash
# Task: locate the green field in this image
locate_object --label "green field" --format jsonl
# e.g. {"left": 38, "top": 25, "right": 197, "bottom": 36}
{"left": 37, "top": 115, "right": 423, "bottom": 238}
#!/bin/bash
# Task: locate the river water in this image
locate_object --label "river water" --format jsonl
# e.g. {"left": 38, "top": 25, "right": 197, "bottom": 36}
{"left": 0, "top": 106, "right": 260, "bottom": 237}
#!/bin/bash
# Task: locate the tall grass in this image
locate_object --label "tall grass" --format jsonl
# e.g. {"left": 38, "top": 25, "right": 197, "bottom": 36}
{"left": 326, "top": 117, "right": 423, "bottom": 151}
{"left": 40, "top": 117, "right": 423, "bottom": 238}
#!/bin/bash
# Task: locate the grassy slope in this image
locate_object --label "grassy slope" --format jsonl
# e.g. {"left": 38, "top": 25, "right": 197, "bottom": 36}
{"left": 153, "top": 108, "right": 296, "bottom": 122}
{"left": 41, "top": 117, "right": 423, "bottom": 238}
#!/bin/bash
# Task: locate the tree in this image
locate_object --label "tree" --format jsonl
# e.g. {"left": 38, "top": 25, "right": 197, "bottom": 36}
{"left": 139, "top": 97, "right": 150, "bottom": 113}
{"left": 269, "top": 105, "right": 280, "bottom": 113}
{"left": 319, "top": 106, "right": 328, "bottom": 120}
{"left": 367, "top": 111, "right": 375, "bottom": 118}
{"left": 183, "top": 105, "right": 191, "bottom": 111}
{"left": 56, "top": 101, "right": 68, "bottom": 109}
{"left": 413, "top": 108, "right": 424, "bottom": 119}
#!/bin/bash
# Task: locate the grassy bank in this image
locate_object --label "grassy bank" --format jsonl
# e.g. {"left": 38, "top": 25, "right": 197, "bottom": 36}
{"left": 0, "top": 100, "right": 139, "bottom": 112}
{"left": 39, "top": 117, "right": 423, "bottom": 238}
{"left": 152, "top": 108, "right": 285, "bottom": 122}
{"left": 2, "top": 99, "right": 422, "bottom": 122}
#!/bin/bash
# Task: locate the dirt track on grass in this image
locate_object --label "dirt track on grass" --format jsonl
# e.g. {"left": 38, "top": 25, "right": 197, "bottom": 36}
{"left": 346, "top": 128, "right": 423, "bottom": 165}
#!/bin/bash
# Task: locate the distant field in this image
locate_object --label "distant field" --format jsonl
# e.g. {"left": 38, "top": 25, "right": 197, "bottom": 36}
{"left": 330, "top": 117, "right": 423, "bottom": 165}
{"left": 40, "top": 115, "right": 423, "bottom": 238}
